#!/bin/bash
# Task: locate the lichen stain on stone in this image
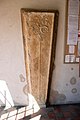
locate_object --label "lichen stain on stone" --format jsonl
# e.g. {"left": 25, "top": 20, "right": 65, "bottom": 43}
{"left": 19, "top": 74, "right": 25, "bottom": 82}
{"left": 50, "top": 89, "right": 66, "bottom": 104}
{"left": 70, "top": 77, "right": 76, "bottom": 85}
{"left": 71, "top": 88, "right": 77, "bottom": 94}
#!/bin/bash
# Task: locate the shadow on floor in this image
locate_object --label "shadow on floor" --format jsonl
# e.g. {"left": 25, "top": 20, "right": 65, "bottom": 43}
{"left": 0, "top": 104, "right": 80, "bottom": 120}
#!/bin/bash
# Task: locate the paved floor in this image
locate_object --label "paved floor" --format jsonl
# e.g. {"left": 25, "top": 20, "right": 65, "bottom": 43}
{"left": 0, "top": 104, "right": 80, "bottom": 120}
{"left": 19, "top": 104, "right": 80, "bottom": 120}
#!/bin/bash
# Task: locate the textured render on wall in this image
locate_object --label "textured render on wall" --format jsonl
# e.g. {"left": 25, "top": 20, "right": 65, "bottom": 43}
{"left": 0, "top": 0, "right": 28, "bottom": 106}
{"left": 50, "top": 0, "right": 80, "bottom": 104}
{"left": 0, "top": 0, "right": 80, "bottom": 106}
{"left": 50, "top": 89, "right": 66, "bottom": 104}
{"left": 50, "top": 66, "right": 80, "bottom": 104}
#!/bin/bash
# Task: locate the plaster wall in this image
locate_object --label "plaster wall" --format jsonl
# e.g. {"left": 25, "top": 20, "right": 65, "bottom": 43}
{"left": 0, "top": 0, "right": 79, "bottom": 106}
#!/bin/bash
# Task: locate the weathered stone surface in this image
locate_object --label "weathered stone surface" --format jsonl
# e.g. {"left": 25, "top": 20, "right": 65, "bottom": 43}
{"left": 21, "top": 9, "right": 58, "bottom": 106}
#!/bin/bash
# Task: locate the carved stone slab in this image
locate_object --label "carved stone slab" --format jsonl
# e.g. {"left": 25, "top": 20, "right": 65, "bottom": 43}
{"left": 21, "top": 9, "right": 58, "bottom": 106}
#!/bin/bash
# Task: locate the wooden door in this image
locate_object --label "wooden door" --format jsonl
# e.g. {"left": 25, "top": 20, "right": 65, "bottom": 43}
{"left": 21, "top": 9, "right": 58, "bottom": 106}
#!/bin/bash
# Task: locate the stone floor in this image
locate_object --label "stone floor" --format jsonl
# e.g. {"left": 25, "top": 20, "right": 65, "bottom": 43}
{"left": 20, "top": 104, "right": 80, "bottom": 120}
{"left": 0, "top": 104, "right": 80, "bottom": 120}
